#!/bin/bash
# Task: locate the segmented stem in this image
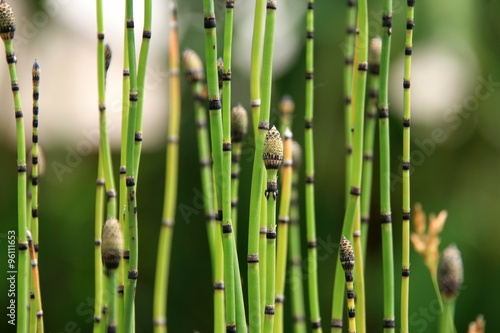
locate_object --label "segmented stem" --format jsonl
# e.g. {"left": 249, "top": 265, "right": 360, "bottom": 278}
{"left": 106, "top": 269, "right": 118, "bottom": 332}
{"left": 274, "top": 129, "right": 293, "bottom": 333}
{"left": 250, "top": 0, "right": 266, "bottom": 137}
{"left": 27, "top": 231, "right": 44, "bottom": 333}
{"left": 153, "top": 5, "right": 179, "bottom": 332}
{"left": 332, "top": 0, "right": 369, "bottom": 329}
{"left": 93, "top": 164, "right": 105, "bottom": 333}
{"left": 401, "top": 0, "right": 416, "bottom": 331}
{"left": 378, "top": 0, "right": 396, "bottom": 327}
{"left": 124, "top": 0, "right": 139, "bottom": 329}
{"left": 133, "top": 0, "right": 152, "bottom": 178}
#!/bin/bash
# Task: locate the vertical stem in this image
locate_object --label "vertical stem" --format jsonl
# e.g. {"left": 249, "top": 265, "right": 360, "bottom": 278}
{"left": 274, "top": 129, "right": 293, "bottom": 333}
{"left": 343, "top": 0, "right": 357, "bottom": 203}
{"left": 124, "top": 0, "right": 139, "bottom": 329}
{"left": 153, "top": 4, "right": 180, "bottom": 332}
{"left": 94, "top": 161, "right": 105, "bottom": 333}
{"left": 27, "top": 231, "right": 44, "bottom": 333}
{"left": 250, "top": 0, "right": 266, "bottom": 137}
{"left": 304, "top": 0, "right": 322, "bottom": 331}
{"left": 2, "top": 33, "right": 28, "bottom": 333}
{"left": 353, "top": 203, "right": 366, "bottom": 332}
{"left": 106, "top": 270, "right": 118, "bottom": 332}
{"left": 401, "top": 0, "right": 415, "bottom": 331}
{"left": 133, "top": 0, "right": 152, "bottom": 178}
{"left": 331, "top": 0, "right": 368, "bottom": 329}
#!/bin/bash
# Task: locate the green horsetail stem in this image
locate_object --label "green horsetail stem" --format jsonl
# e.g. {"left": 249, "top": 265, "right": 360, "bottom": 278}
{"left": 304, "top": 0, "right": 322, "bottom": 331}
{"left": 231, "top": 104, "right": 248, "bottom": 238}
{"left": 94, "top": 163, "right": 105, "bottom": 333}
{"left": 102, "top": 218, "right": 124, "bottom": 333}
{"left": 133, "top": 0, "right": 152, "bottom": 178}
{"left": 343, "top": 0, "right": 357, "bottom": 203}
{"left": 378, "top": 0, "right": 395, "bottom": 328}
{"left": 124, "top": 0, "right": 139, "bottom": 329}
{"left": 332, "top": 0, "right": 369, "bottom": 329}
{"left": 247, "top": 1, "right": 278, "bottom": 330}
{"left": 153, "top": 5, "right": 180, "bottom": 332}
{"left": 360, "top": 37, "right": 381, "bottom": 257}
{"left": 262, "top": 126, "right": 283, "bottom": 333}
{"left": 29, "top": 59, "right": 43, "bottom": 333}
{"left": 274, "top": 128, "right": 293, "bottom": 333}
{"left": 250, "top": 0, "right": 266, "bottom": 137}
{"left": 182, "top": 49, "right": 225, "bottom": 333}
{"left": 27, "top": 231, "right": 44, "bottom": 333}
{"left": 0, "top": 3, "right": 28, "bottom": 331}
{"left": 289, "top": 141, "right": 307, "bottom": 333}
{"left": 340, "top": 236, "right": 356, "bottom": 333}
{"left": 401, "top": 0, "right": 416, "bottom": 330}
{"left": 438, "top": 245, "right": 462, "bottom": 333}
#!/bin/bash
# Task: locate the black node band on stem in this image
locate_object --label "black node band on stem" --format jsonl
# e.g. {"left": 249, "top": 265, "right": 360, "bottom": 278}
{"left": 222, "top": 224, "right": 233, "bottom": 234}
{"left": 258, "top": 121, "right": 270, "bottom": 130}
{"left": 331, "top": 319, "right": 343, "bottom": 328}
{"left": 345, "top": 57, "right": 354, "bottom": 65}
{"left": 306, "top": 72, "right": 314, "bottom": 80}
{"left": 223, "top": 142, "right": 232, "bottom": 151}
{"left": 231, "top": 200, "right": 237, "bottom": 208}
{"left": 379, "top": 106, "right": 389, "bottom": 118}
{"left": 18, "top": 164, "right": 27, "bottom": 173}
{"left": 31, "top": 177, "right": 38, "bottom": 186}
{"left": 305, "top": 120, "right": 313, "bottom": 129}
{"left": 383, "top": 319, "right": 396, "bottom": 328}
{"left": 348, "top": 309, "right": 356, "bottom": 318}
{"left": 209, "top": 99, "right": 221, "bottom": 110}
{"left": 247, "top": 254, "right": 259, "bottom": 263}
{"left": 226, "top": 0, "right": 235, "bottom": 8}
{"left": 264, "top": 305, "right": 275, "bottom": 315}
{"left": 406, "top": 20, "right": 415, "bottom": 30}
{"left": 107, "top": 324, "right": 117, "bottom": 333}
{"left": 345, "top": 97, "right": 352, "bottom": 104}
{"left": 260, "top": 227, "right": 267, "bottom": 234}
{"left": 222, "top": 72, "right": 231, "bottom": 81}
{"left": 123, "top": 250, "right": 130, "bottom": 260}
{"left": 306, "top": 31, "right": 314, "bottom": 39}
{"left": 123, "top": 69, "right": 130, "bottom": 77}
{"left": 231, "top": 171, "right": 239, "bottom": 179}
{"left": 214, "top": 282, "right": 225, "bottom": 290}
{"left": 347, "top": 289, "right": 355, "bottom": 299}
{"left": 407, "top": 0, "right": 416, "bottom": 6}
{"left": 361, "top": 215, "right": 369, "bottom": 223}
{"left": 350, "top": 186, "right": 361, "bottom": 196}
{"left": 403, "top": 80, "right": 411, "bottom": 89}
{"left": 278, "top": 216, "right": 289, "bottom": 223}
{"left": 97, "top": 32, "right": 105, "bottom": 40}
{"left": 312, "top": 321, "right": 322, "bottom": 329}
{"left": 95, "top": 239, "right": 102, "bottom": 246}
{"left": 308, "top": 2, "right": 314, "bottom": 9}
{"left": 6, "top": 53, "right": 16, "bottom": 64}
{"left": 405, "top": 47, "right": 413, "bottom": 56}
{"left": 363, "top": 152, "right": 373, "bottom": 160}
{"left": 346, "top": 26, "right": 356, "bottom": 34}
{"left": 402, "top": 212, "right": 411, "bottom": 220}
{"left": 382, "top": 15, "right": 393, "bottom": 28}
{"left": 358, "top": 62, "right": 368, "bottom": 71}
{"left": 94, "top": 316, "right": 101, "bottom": 323}
{"left": 402, "top": 162, "right": 410, "bottom": 171}
{"left": 266, "top": 1, "right": 277, "bottom": 10}
{"left": 119, "top": 166, "right": 126, "bottom": 174}
{"left": 306, "top": 176, "right": 315, "bottom": 184}
{"left": 204, "top": 16, "right": 216, "bottom": 29}
{"left": 347, "top": 0, "right": 356, "bottom": 6}
{"left": 275, "top": 295, "right": 284, "bottom": 303}
{"left": 217, "top": 209, "right": 223, "bottom": 221}
{"left": 402, "top": 269, "right": 410, "bottom": 277}
{"left": 307, "top": 240, "right": 317, "bottom": 249}
{"left": 128, "top": 270, "right": 139, "bottom": 280}
{"left": 134, "top": 133, "right": 143, "bottom": 142}
{"left": 226, "top": 324, "right": 236, "bottom": 333}
{"left": 126, "top": 177, "right": 135, "bottom": 187}
{"left": 11, "top": 83, "right": 19, "bottom": 91}
{"left": 19, "top": 242, "right": 28, "bottom": 250}
{"left": 129, "top": 91, "right": 138, "bottom": 102}
{"left": 15, "top": 111, "right": 23, "bottom": 118}
{"left": 118, "top": 285, "right": 124, "bottom": 294}
{"left": 381, "top": 213, "right": 392, "bottom": 223}
{"left": 266, "top": 230, "right": 276, "bottom": 239}
{"left": 126, "top": 19, "right": 134, "bottom": 28}
{"left": 32, "top": 134, "right": 38, "bottom": 143}
{"left": 403, "top": 118, "right": 411, "bottom": 127}
{"left": 142, "top": 30, "right": 152, "bottom": 39}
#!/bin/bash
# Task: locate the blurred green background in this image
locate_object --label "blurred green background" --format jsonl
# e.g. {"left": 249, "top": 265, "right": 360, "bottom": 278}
{"left": 1, "top": 0, "right": 500, "bottom": 332}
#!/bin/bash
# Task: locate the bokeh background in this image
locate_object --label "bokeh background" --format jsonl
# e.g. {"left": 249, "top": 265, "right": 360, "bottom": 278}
{"left": 1, "top": 0, "right": 499, "bottom": 332}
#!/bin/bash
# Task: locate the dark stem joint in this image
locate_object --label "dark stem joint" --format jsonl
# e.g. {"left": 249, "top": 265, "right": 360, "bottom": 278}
{"left": 204, "top": 16, "right": 216, "bottom": 29}
{"left": 383, "top": 319, "right": 396, "bottom": 328}
{"left": 226, "top": 0, "right": 235, "bottom": 8}
{"left": 247, "top": 254, "right": 259, "bottom": 263}
{"left": 32, "top": 177, "right": 39, "bottom": 186}
{"left": 402, "top": 162, "right": 410, "bottom": 171}
{"left": 214, "top": 281, "right": 225, "bottom": 290}
{"left": 275, "top": 295, "right": 284, "bottom": 303}
{"left": 305, "top": 120, "right": 313, "bottom": 129}
{"left": 346, "top": 26, "right": 356, "bottom": 35}
{"left": 126, "top": 19, "right": 134, "bottom": 29}
{"left": 222, "top": 72, "right": 231, "bottom": 81}
{"left": 94, "top": 239, "right": 101, "bottom": 246}
{"left": 231, "top": 200, "right": 237, "bottom": 208}
{"left": 408, "top": 0, "right": 416, "bottom": 6}
{"left": 33, "top": 106, "right": 39, "bottom": 115}
{"left": 258, "top": 121, "right": 270, "bottom": 131}
{"left": 226, "top": 324, "right": 236, "bottom": 333}
{"left": 123, "top": 69, "right": 130, "bottom": 77}
{"left": 347, "top": 289, "right": 355, "bottom": 299}
{"left": 32, "top": 208, "right": 39, "bottom": 218}
{"left": 15, "top": 111, "right": 23, "bottom": 119}
{"left": 94, "top": 316, "right": 101, "bottom": 323}
{"left": 350, "top": 186, "right": 361, "bottom": 196}
{"left": 223, "top": 142, "right": 232, "bottom": 151}
{"left": 6, "top": 53, "right": 16, "bottom": 64}
{"left": 363, "top": 152, "right": 373, "bottom": 161}
{"left": 347, "top": 0, "right": 356, "bottom": 6}
{"left": 18, "top": 164, "right": 27, "bottom": 173}
{"left": 217, "top": 209, "right": 223, "bottom": 221}
{"left": 260, "top": 227, "right": 267, "bottom": 235}
{"left": 306, "top": 71, "right": 314, "bottom": 80}
{"left": 382, "top": 15, "right": 393, "bottom": 28}
{"left": 403, "top": 79, "right": 411, "bottom": 89}
{"left": 129, "top": 91, "right": 138, "bottom": 102}
{"left": 126, "top": 177, "right": 135, "bottom": 187}
{"left": 142, "top": 30, "right": 152, "bottom": 39}
{"left": 106, "top": 190, "right": 116, "bottom": 199}
{"left": 123, "top": 250, "right": 130, "bottom": 260}
{"left": 264, "top": 305, "right": 275, "bottom": 315}
{"left": 345, "top": 96, "right": 352, "bottom": 104}
{"left": 345, "top": 272, "right": 354, "bottom": 282}
{"left": 19, "top": 242, "right": 28, "bottom": 251}
{"left": 331, "top": 319, "right": 343, "bottom": 328}
{"left": 306, "top": 176, "right": 315, "bottom": 184}
{"left": 361, "top": 215, "right": 369, "bottom": 223}
{"left": 379, "top": 106, "right": 389, "bottom": 118}
{"left": 306, "top": 31, "right": 314, "bottom": 39}
{"left": 283, "top": 160, "right": 292, "bottom": 167}
{"left": 381, "top": 213, "right": 392, "bottom": 223}
{"left": 208, "top": 98, "right": 221, "bottom": 110}
{"left": 266, "top": 1, "right": 277, "bottom": 10}
{"left": 348, "top": 309, "right": 356, "bottom": 318}
{"left": 402, "top": 211, "right": 411, "bottom": 221}
{"left": 307, "top": 240, "right": 317, "bottom": 249}
{"left": 117, "top": 285, "right": 124, "bottom": 294}
{"left": 345, "top": 57, "right": 353, "bottom": 65}
{"left": 200, "top": 159, "right": 212, "bottom": 167}
{"left": 266, "top": 230, "right": 276, "bottom": 239}
{"left": 405, "top": 46, "right": 413, "bottom": 56}
{"left": 97, "top": 178, "right": 105, "bottom": 186}
{"left": 128, "top": 270, "right": 139, "bottom": 280}
{"left": 312, "top": 321, "right": 322, "bottom": 329}
{"left": 358, "top": 62, "right": 368, "bottom": 71}
{"left": 403, "top": 118, "right": 411, "bottom": 127}
{"left": 370, "top": 64, "right": 381, "bottom": 75}
{"left": 135, "top": 132, "right": 143, "bottom": 142}
{"left": 308, "top": 2, "right": 314, "bottom": 9}
{"left": 407, "top": 20, "right": 415, "bottom": 30}
{"left": 278, "top": 216, "right": 289, "bottom": 224}
{"left": 231, "top": 154, "right": 240, "bottom": 163}
{"left": 231, "top": 171, "right": 239, "bottom": 179}
{"left": 402, "top": 268, "right": 410, "bottom": 277}
{"left": 97, "top": 32, "right": 105, "bottom": 40}
{"left": 222, "top": 224, "right": 232, "bottom": 234}
{"left": 32, "top": 134, "right": 38, "bottom": 143}
{"left": 265, "top": 181, "right": 278, "bottom": 200}
{"left": 33, "top": 92, "right": 40, "bottom": 101}
{"left": 119, "top": 166, "right": 126, "bottom": 174}
{"left": 11, "top": 83, "right": 19, "bottom": 92}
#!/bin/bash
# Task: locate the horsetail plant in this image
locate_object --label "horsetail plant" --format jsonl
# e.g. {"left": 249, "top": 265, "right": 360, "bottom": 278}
{"left": 332, "top": 0, "right": 369, "bottom": 327}
{"left": 133, "top": 0, "right": 152, "bottom": 178}
{"left": 250, "top": 0, "right": 266, "bottom": 137}
{"left": 247, "top": 1, "right": 279, "bottom": 329}
{"left": 93, "top": 162, "right": 106, "bottom": 333}
{"left": 102, "top": 218, "right": 124, "bottom": 333}
{"left": 304, "top": 0, "right": 322, "bottom": 330}
{"left": 274, "top": 128, "right": 293, "bottom": 333}
{"left": 360, "top": 37, "right": 381, "bottom": 257}
{"left": 340, "top": 236, "right": 356, "bottom": 333}
{"left": 377, "top": 0, "right": 396, "bottom": 326}
{"left": 289, "top": 141, "right": 307, "bottom": 333}
{"left": 231, "top": 104, "right": 248, "bottom": 237}
{"left": 343, "top": 0, "right": 357, "bottom": 203}
{"left": 27, "top": 230, "right": 44, "bottom": 333}
{"left": 401, "top": 0, "right": 416, "bottom": 330}
{"left": 182, "top": 49, "right": 225, "bottom": 333}
{"left": 262, "top": 126, "right": 283, "bottom": 333}
{"left": 123, "top": 0, "right": 141, "bottom": 328}
{"left": 438, "top": 244, "right": 463, "bottom": 333}
{"left": 0, "top": 2, "right": 29, "bottom": 331}
{"left": 153, "top": 4, "right": 180, "bottom": 331}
